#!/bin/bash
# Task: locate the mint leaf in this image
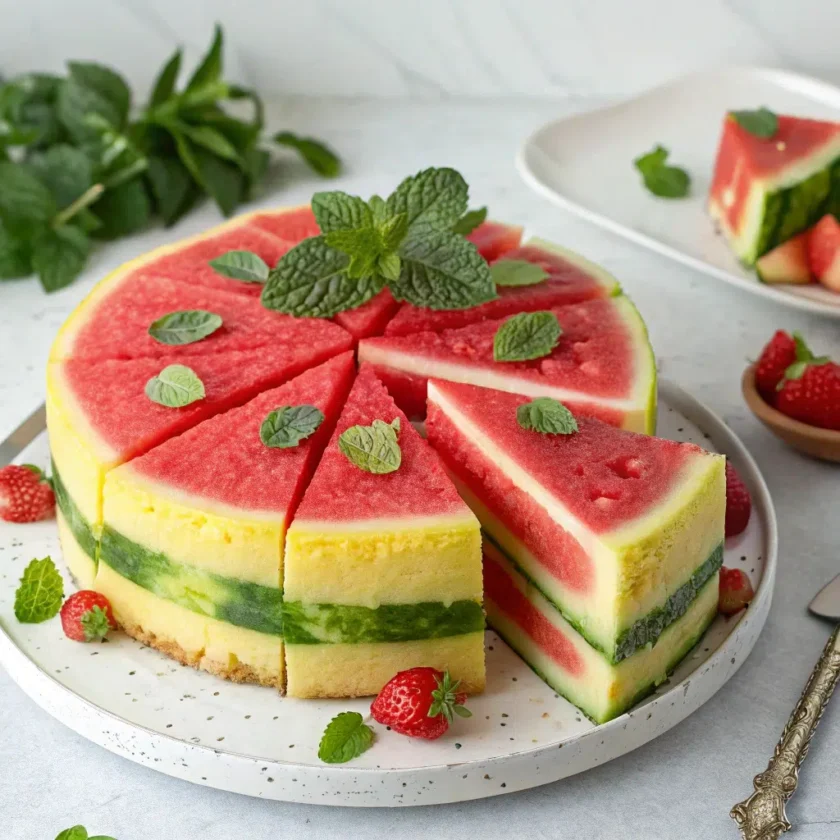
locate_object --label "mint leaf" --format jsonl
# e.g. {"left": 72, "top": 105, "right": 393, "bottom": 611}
{"left": 634, "top": 145, "right": 690, "bottom": 199}
{"left": 311, "top": 191, "right": 371, "bottom": 233}
{"left": 318, "top": 711, "right": 375, "bottom": 764}
{"left": 185, "top": 25, "right": 224, "bottom": 94}
{"left": 386, "top": 167, "right": 468, "bottom": 237}
{"left": 178, "top": 123, "right": 241, "bottom": 163}
{"left": 149, "top": 48, "right": 182, "bottom": 108}
{"left": 32, "top": 225, "right": 90, "bottom": 293}
{"left": 274, "top": 131, "right": 341, "bottom": 177}
{"left": 260, "top": 404, "right": 324, "bottom": 449}
{"left": 338, "top": 417, "right": 401, "bottom": 474}
{"left": 491, "top": 259, "right": 548, "bottom": 288}
{"left": 67, "top": 62, "right": 131, "bottom": 127}
{"left": 452, "top": 206, "right": 487, "bottom": 235}
{"left": 0, "top": 222, "right": 32, "bottom": 279}
{"left": 80, "top": 604, "right": 112, "bottom": 642}
{"left": 379, "top": 212, "right": 409, "bottom": 252}
{"left": 378, "top": 253, "right": 401, "bottom": 282}
{"left": 262, "top": 236, "right": 384, "bottom": 317}
{"left": 55, "top": 827, "right": 88, "bottom": 840}
{"left": 209, "top": 250, "right": 269, "bottom": 283}
{"left": 368, "top": 194, "right": 387, "bottom": 224}
{"left": 91, "top": 178, "right": 152, "bottom": 240}
{"left": 191, "top": 144, "right": 244, "bottom": 217}
{"left": 517, "top": 397, "right": 578, "bottom": 435}
{"left": 146, "top": 155, "right": 197, "bottom": 227}
{"left": 14, "top": 557, "right": 64, "bottom": 623}
{"left": 730, "top": 107, "right": 778, "bottom": 139}
{"left": 27, "top": 145, "right": 93, "bottom": 210}
{"left": 145, "top": 364, "right": 205, "bottom": 407}
{"left": 148, "top": 309, "right": 223, "bottom": 346}
{"left": 56, "top": 77, "right": 122, "bottom": 142}
{"left": 494, "top": 311, "right": 561, "bottom": 362}
{"left": 0, "top": 160, "right": 56, "bottom": 235}
{"left": 392, "top": 230, "right": 496, "bottom": 310}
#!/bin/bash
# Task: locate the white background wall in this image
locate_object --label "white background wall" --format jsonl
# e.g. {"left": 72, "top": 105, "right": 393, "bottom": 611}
{"left": 1, "top": 0, "right": 839, "bottom": 99}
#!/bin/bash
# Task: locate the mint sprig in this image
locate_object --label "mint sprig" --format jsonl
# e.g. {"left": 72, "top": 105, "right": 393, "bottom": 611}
{"left": 148, "top": 309, "right": 222, "bottom": 346}
{"left": 634, "top": 145, "right": 690, "bottom": 199}
{"left": 318, "top": 711, "right": 375, "bottom": 764}
{"left": 145, "top": 364, "right": 205, "bottom": 407}
{"left": 338, "top": 417, "right": 402, "bottom": 474}
{"left": 730, "top": 107, "right": 778, "bottom": 139}
{"left": 55, "top": 826, "right": 117, "bottom": 840}
{"left": 260, "top": 404, "right": 324, "bottom": 449}
{"left": 261, "top": 168, "right": 496, "bottom": 317}
{"left": 14, "top": 556, "right": 64, "bottom": 623}
{"left": 517, "top": 398, "right": 578, "bottom": 435}
{"left": 491, "top": 259, "right": 548, "bottom": 288}
{"left": 209, "top": 250, "right": 270, "bottom": 283}
{"left": 494, "top": 311, "right": 562, "bottom": 362}
{"left": 452, "top": 206, "right": 487, "bottom": 235}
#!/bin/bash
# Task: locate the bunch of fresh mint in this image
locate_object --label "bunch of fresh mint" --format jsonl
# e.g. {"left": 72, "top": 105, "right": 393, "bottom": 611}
{"left": 259, "top": 168, "right": 495, "bottom": 316}
{"left": 0, "top": 25, "right": 340, "bottom": 293}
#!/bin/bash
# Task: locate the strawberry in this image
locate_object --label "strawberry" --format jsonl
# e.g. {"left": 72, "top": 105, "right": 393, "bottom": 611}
{"left": 724, "top": 462, "right": 751, "bottom": 538}
{"left": 371, "top": 667, "right": 471, "bottom": 740}
{"left": 754, "top": 330, "right": 796, "bottom": 403}
{"left": 718, "top": 567, "right": 755, "bottom": 616}
{"left": 60, "top": 590, "right": 117, "bottom": 642}
{"left": 0, "top": 465, "right": 55, "bottom": 523}
{"left": 775, "top": 335, "right": 840, "bottom": 430}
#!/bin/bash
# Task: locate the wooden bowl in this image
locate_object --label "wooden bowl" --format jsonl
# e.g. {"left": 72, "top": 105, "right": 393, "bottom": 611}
{"left": 742, "top": 364, "right": 840, "bottom": 463}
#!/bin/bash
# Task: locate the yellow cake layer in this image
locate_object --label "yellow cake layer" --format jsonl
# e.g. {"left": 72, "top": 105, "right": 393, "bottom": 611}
{"left": 284, "top": 514, "right": 483, "bottom": 607}
{"left": 57, "top": 509, "right": 96, "bottom": 589}
{"left": 95, "top": 561, "right": 283, "bottom": 688}
{"left": 285, "top": 631, "right": 486, "bottom": 698}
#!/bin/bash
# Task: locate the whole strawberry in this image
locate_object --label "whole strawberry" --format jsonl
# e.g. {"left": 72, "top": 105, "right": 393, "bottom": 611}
{"left": 371, "top": 668, "right": 471, "bottom": 740}
{"left": 775, "top": 335, "right": 840, "bottom": 430}
{"left": 725, "top": 462, "right": 751, "bottom": 538}
{"left": 754, "top": 330, "right": 796, "bottom": 403}
{"left": 60, "top": 590, "right": 117, "bottom": 642}
{"left": 718, "top": 567, "right": 755, "bottom": 616}
{"left": 0, "top": 465, "right": 55, "bottom": 523}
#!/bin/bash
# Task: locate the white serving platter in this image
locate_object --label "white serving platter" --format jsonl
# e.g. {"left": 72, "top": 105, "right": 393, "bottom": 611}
{"left": 0, "top": 383, "right": 777, "bottom": 807}
{"left": 517, "top": 67, "right": 840, "bottom": 318}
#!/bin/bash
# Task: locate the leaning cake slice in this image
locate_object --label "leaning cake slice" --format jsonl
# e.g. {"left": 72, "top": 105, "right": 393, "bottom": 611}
{"left": 426, "top": 380, "right": 724, "bottom": 667}
{"left": 96, "top": 353, "right": 355, "bottom": 689}
{"left": 283, "top": 365, "right": 485, "bottom": 698}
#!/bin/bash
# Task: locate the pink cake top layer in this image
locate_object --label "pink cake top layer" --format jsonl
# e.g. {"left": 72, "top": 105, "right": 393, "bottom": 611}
{"left": 384, "top": 244, "right": 613, "bottom": 337}
{"left": 466, "top": 221, "right": 523, "bottom": 262}
{"left": 139, "top": 224, "right": 295, "bottom": 298}
{"left": 71, "top": 274, "right": 351, "bottom": 362}
{"left": 127, "top": 353, "right": 355, "bottom": 513}
{"left": 62, "top": 338, "right": 352, "bottom": 461}
{"left": 294, "top": 365, "right": 471, "bottom": 523}
{"left": 427, "top": 380, "right": 701, "bottom": 533}
{"left": 246, "top": 207, "right": 321, "bottom": 242}
{"left": 369, "top": 297, "right": 638, "bottom": 400}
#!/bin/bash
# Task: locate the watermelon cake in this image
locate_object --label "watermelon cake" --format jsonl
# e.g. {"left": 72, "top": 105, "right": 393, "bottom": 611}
{"left": 96, "top": 353, "right": 355, "bottom": 688}
{"left": 425, "top": 380, "right": 725, "bottom": 667}
{"left": 384, "top": 239, "right": 620, "bottom": 337}
{"left": 466, "top": 220, "right": 523, "bottom": 262}
{"left": 360, "top": 295, "right": 656, "bottom": 430}
{"left": 283, "top": 365, "right": 485, "bottom": 698}
{"left": 709, "top": 113, "right": 840, "bottom": 265}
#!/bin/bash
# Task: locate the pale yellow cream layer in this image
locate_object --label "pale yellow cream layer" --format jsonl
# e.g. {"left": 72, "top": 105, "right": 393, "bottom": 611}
{"left": 57, "top": 509, "right": 96, "bottom": 589}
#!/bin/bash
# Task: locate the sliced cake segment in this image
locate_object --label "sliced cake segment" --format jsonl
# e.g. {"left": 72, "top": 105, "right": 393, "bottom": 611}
{"left": 96, "top": 353, "right": 355, "bottom": 688}
{"left": 360, "top": 294, "right": 655, "bottom": 431}
{"left": 426, "top": 380, "right": 724, "bottom": 663}
{"left": 48, "top": 331, "right": 352, "bottom": 587}
{"left": 384, "top": 239, "right": 620, "bottom": 337}
{"left": 283, "top": 365, "right": 485, "bottom": 698}
{"left": 483, "top": 540, "right": 718, "bottom": 723}
{"left": 709, "top": 113, "right": 840, "bottom": 265}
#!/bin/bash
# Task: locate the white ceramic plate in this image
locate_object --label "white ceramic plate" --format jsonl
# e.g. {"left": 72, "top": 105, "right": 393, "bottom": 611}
{"left": 517, "top": 67, "right": 840, "bottom": 318}
{"left": 0, "top": 384, "right": 777, "bottom": 807}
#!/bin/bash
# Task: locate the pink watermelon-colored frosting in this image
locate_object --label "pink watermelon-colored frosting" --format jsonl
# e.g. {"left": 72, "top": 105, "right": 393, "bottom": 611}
{"left": 334, "top": 289, "right": 400, "bottom": 340}
{"left": 293, "top": 365, "right": 470, "bottom": 523}
{"left": 127, "top": 353, "right": 355, "bottom": 513}
{"left": 246, "top": 207, "right": 321, "bottom": 242}
{"left": 384, "top": 244, "right": 612, "bottom": 337}
{"left": 466, "top": 221, "right": 523, "bottom": 263}
{"left": 427, "top": 380, "right": 698, "bottom": 534}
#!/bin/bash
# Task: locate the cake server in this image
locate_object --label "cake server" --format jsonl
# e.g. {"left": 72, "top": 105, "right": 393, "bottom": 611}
{"left": 731, "top": 573, "right": 840, "bottom": 839}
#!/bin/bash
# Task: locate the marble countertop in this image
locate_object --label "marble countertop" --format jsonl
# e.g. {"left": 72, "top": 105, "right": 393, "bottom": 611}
{"left": 2, "top": 98, "right": 839, "bottom": 840}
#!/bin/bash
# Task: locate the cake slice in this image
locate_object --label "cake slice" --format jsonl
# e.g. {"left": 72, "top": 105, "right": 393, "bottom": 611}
{"left": 96, "top": 353, "right": 355, "bottom": 688}
{"left": 483, "top": 540, "right": 718, "bottom": 723}
{"left": 709, "top": 113, "right": 840, "bottom": 265}
{"left": 360, "top": 295, "right": 655, "bottom": 431}
{"left": 426, "top": 380, "right": 724, "bottom": 665}
{"left": 384, "top": 239, "right": 619, "bottom": 337}
{"left": 48, "top": 331, "right": 352, "bottom": 588}
{"left": 283, "top": 365, "right": 485, "bottom": 698}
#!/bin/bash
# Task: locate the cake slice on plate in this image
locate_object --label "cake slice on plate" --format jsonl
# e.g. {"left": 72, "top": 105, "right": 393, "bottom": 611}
{"left": 283, "top": 365, "right": 485, "bottom": 698}
{"left": 95, "top": 353, "right": 355, "bottom": 689}
{"left": 360, "top": 294, "right": 655, "bottom": 430}
{"left": 426, "top": 380, "right": 724, "bottom": 687}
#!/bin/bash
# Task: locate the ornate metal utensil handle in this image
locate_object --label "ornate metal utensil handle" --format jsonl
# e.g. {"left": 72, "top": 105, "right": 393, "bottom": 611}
{"left": 731, "top": 625, "right": 840, "bottom": 839}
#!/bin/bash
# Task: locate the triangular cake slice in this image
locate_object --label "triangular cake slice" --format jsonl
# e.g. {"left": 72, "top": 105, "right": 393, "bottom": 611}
{"left": 95, "top": 353, "right": 355, "bottom": 689}
{"left": 384, "top": 239, "right": 619, "bottom": 337}
{"left": 360, "top": 294, "right": 655, "bottom": 431}
{"left": 426, "top": 379, "right": 724, "bottom": 686}
{"left": 283, "top": 365, "right": 485, "bottom": 698}
{"left": 48, "top": 333, "right": 352, "bottom": 588}
{"left": 709, "top": 113, "right": 840, "bottom": 264}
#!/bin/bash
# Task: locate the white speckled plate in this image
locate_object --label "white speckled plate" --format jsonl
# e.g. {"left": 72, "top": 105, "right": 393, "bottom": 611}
{"left": 0, "top": 382, "right": 776, "bottom": 807}
{"left": 517, "top": 67, "right": 840, "bottom": 318}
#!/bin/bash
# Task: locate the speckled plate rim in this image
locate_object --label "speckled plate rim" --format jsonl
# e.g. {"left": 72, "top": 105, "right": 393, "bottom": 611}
{"left": 0, "top": 381, "right": 778, "bottom": 807}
